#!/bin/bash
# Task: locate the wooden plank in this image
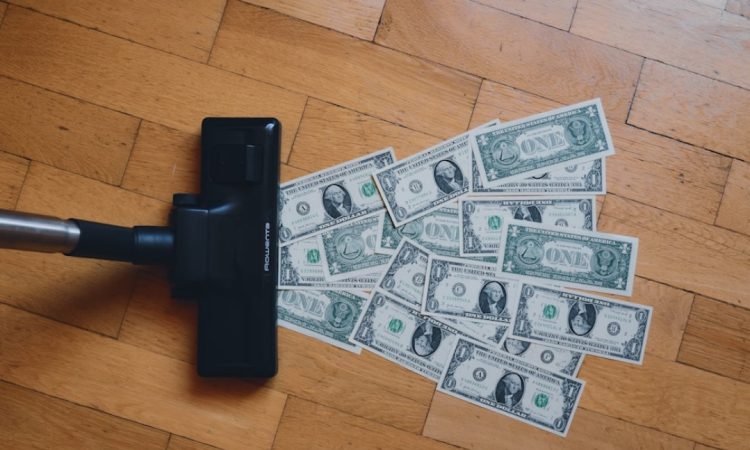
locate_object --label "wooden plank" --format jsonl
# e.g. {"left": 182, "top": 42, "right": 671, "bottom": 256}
{"left": 726, "top": 0, "right": 750, "bottom": 17}
{"left": 240, "top": 0, "right": 385, "bottom": 40}
{"left": 715, "top": 159, "right": 750, "bottom": 235}
{"left": 0, "top": 76, "right": 138, "bottom": 184}
{"left": 210, "top": 0, "right": 480, "bottom": 140}
{"left": 571, "top": 0, "right": 750, "bottom": 90}
{"left": 168, "top": 436, "right": 220, "bottom": 450}
{"left": 274, "top": 396, "right": 456, "bottom": 450}
{"left": 599, "top": 194, "right": 750, "bottom": 308}
{"left": 470, "top": 80, "right": 731, "bottom": 224}
{"left": 0, "top": 2, "right": 7, "bottom": 22}
{"left": 629, "top": 61, "right": 750, "bottom": 161}
{"left": 0, "top": 381, "right": 170, "bottom": 450}
{"left": 424, "top": 392, "right": 694, "bottom": 450}
{"left": 122, "top": 121, "right": 308, "bottom": 202}
{"left": 0, "top": 6, "right": 306, "bottom": 162}
{"left": 578, "top": 355, "right": 750, "bottom": 449}
{"left": 375, "top": 0, "right": 642, "bottom": 121}
{"left": 678, "top": 296, "right": 750, "bottom": 383}
{"left": 0, "top": 163, "right": 170, "bottom": 336}
{"left": 473, "top": 0, "right": 577, "bottom": 30}
{"left": 613, "top": 277, "right": 693, "bottom": 362}
{"left": 0, "top": 150, "right": 28, "bottom": 209}
{"left": 0, "top": 304, "right": 288, "bottom": 450}
{"left": 288, "top": 98, "right": 439, "bottom": 173}
{"left": 10, "top": 0, "right": 225, "bottom": 62}
{"left": 119, "top": 272, "right": 434, "bottom": 433}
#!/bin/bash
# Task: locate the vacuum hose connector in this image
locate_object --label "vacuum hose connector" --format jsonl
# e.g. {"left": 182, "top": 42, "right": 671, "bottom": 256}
{"left": 0, "top": 208, "right": 173, "bottom": 265}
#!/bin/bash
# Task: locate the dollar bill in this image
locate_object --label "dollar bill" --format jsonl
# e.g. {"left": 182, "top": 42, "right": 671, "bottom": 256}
{"left": 449, "top": 319, "right": 583, "bottom": 377}
{"left": 471, "top": 99, "right": 614, "bottom": 187}
{"left": 375, "top": 206, "right": 461, "bottom": 257}
{"left": 460, "top": 197, "right": 595, "bottom": 257}
{"left": 448, "top": 318, "right": 508, "bottom": 347}
{"left": 499, "top": 337, "right": 584, "bottom": 377}
{"left": 279, "top": 237, "right": 379, "bottom": 290}
{"left": 278, "top": 290, "right": 367, "bottom": 353}
{"left": 318, "top": 213, "right": 390, "bottom": 281}
{"left": 279, "top": 148, "right": 395, "bottom": 245}
{"left": 471, "top": 158, "right": 605, "bottom": 195}
{"left": 422, "top": 255, "right": 520, "bottom": 323}
{"left": 375, "top": 238, "right": 431, "bottom": 307}
{"left": 438, "top": 337, "right": 585, "bottom": 436}
{"left": 498, "top": 220, "right": 638, "bottom": 296}
{"left": 510, "top": 283, "right": 652, "bottom": 364}
{"left": 374, "top": 121, "right": 499, "bottom": 228}
{"left": 350, "top": 290, "right": 470, "bottom": 381}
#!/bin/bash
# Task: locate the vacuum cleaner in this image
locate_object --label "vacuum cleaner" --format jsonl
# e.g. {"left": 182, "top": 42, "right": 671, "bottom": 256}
{"left": 0, "top": 118, "right": 280, "bottom": 378}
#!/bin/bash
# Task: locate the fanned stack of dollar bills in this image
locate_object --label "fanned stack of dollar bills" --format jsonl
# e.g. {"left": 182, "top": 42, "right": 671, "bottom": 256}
{"left": 277, "top": 99, "right": 651, "bottom": 437}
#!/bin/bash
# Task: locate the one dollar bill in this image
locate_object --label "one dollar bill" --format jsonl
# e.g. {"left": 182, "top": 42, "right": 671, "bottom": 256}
{"left": 375, "top": 121, "right": 499, "bottom": 227}
{"left": 422, "top": 255, "right": 520, "bottom": 323}
{"left": 279, "top": 148, "right": 395, "bottom": 245}
{"left": 510, "top": 283, "right": 652, "bottom": 364}
{"left": 471, "top": 158, "right": 605, "bottom": 195}
{"left": 471, "top": 99, "right": 614, "bottom": 186}
{"left": 375, "top": 238, "right": 431, "bottom": 307}
{"left": 460, "top": 197, "right": 595, "bottom": 257}
{"left": 438, "top": 337, "right": 585, "bottom": 436}
{"left": 318, "top": 213, "right": 390, "bottom": 281}
{"left": 375, "top": 207, "right": 461, "bottom": 257}
{"left": 450, "top": 319, "right": 584, "bottom": 377}
{"left": 350, "top": 290, "right": 470, "bottom": 381}
{"left": 278, "top": 290, "right": 368, "bottom": 353}
{"left": 499, "top": 337, "right": 584, "bottom": 378}
{"left": 279, "top": 237, "right": 379, "bottom": 290}
{"left": 498, "top": 220, "right": 638, "bottom": 296}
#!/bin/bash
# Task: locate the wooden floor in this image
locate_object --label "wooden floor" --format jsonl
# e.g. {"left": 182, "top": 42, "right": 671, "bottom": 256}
{"left": 0, "top": 0, "right": 748, "bottom": 448}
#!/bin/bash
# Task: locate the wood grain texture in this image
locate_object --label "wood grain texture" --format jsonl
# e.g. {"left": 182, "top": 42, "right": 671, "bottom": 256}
{"left": 0, "top": 381, "right": 170, "bottom": 450}
{"left": 241, "top": 0, "right": 385, "bottom": 40}
{"left": 10, "top": 0, "right": 226, "bottom": 62}
{"left": 578, "top": 355, "right": 750, "bottom": 449}
{"left": 0, "top": 304, "right": 288, "bottom": 450}
{"left": 210, "top": 0, "right": 480, "bottom": 140}
{"left": 472, "top": 0, "right": 576, "bottom": 30}
{"left": 599, "top": 194, "right": 750, "bottom": 308}
{"left": 424, "top": 392, "right": 694, "bottom": 450}
{"left": 273, "top": 397, "right": 456, "bottom": 450}
{"left": 629, "top": 60, "right": 750, "bottom": 161}
{"left": 726, "top": 0, "right": 750, "bottom": 17}
{"left": 0, "top": 2, "right": 7, "bottom": 22}
{"left": 470, "top": 80, "right": 731, "bottom": 224}
{"left": 715, "top": 159, "right": 750, "bottom": 235}
{"left": 0, "top": 150, "right": 27, "bottom": 209}
{"left": 288, "top": 98, "right": 439, "bottom": 173}
{"left": 0, "top": 76, "right": 138, "bottom": 184}
{"left": 168, "top": 436, "right": 221, "bottom": 450}
{"left": 375, "top": 0, "right": 642, "bottom": 121}
{"left": 0, "top": 6, "right": 305, "bottom": 162}
{"left": 678, "top": 296, "right": 750, "bottom": 383}
{"left": 119, "top": 272, "right": 434, "bottom": 433}
{"left": 122, "top": 122, "right": 308, "bottom": 202}
{"left": 571, "top": 0, "right": 750, "bottom": 89}
{"left": 0, "top": 163, "right": 169, "bottom": 336}
{"left": 613, "top": 277, "right": 693, "bottom": 361}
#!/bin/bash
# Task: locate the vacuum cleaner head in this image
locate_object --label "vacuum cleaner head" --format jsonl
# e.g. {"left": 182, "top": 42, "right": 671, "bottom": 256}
{"left": 0, "top": 118, "right": 281, "bottom": 378}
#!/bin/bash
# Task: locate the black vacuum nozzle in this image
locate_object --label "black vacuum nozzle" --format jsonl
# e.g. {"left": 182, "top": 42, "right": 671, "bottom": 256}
{"left": 0, "top": 118, "right": 281, "bottom": 378}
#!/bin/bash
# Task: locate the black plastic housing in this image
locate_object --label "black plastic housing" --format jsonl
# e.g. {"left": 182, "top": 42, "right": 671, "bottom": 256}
{"left": 170, "top": 118, "right": 280, "bottom": 377}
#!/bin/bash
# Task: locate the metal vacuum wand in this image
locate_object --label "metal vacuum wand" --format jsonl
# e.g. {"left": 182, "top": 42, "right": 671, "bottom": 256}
{"left": 0, "top": 208, "right": 174, "bottom": 265}
{"left": 0, "top": 209, "right": 81, "bottom": 253}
